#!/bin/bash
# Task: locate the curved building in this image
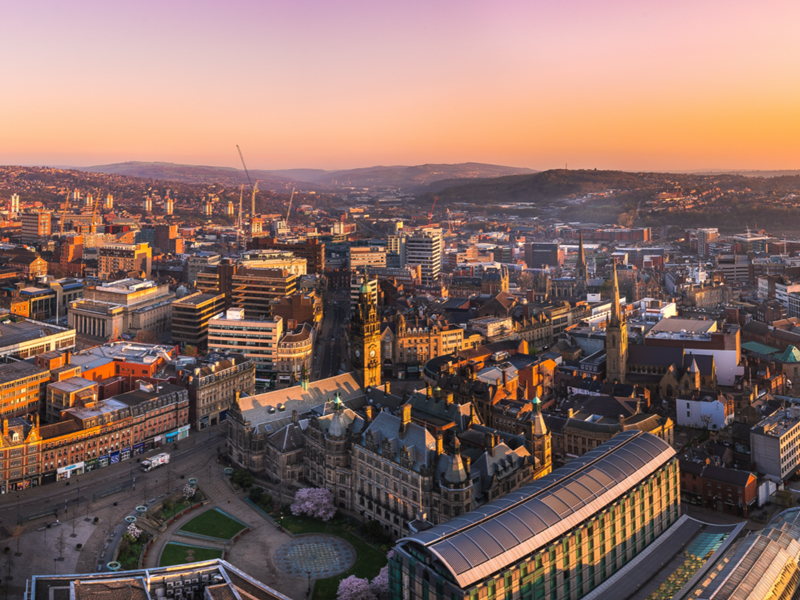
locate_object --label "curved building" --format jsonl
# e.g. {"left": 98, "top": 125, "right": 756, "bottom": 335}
{"left": 390, "top": 430, "right": 679, "bottom": 600}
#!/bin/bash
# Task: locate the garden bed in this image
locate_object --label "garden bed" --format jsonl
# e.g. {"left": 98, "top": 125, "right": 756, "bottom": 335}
{"left": 179, "top": 508, "right": 247, "bottom": 540}
{"left": 159, "top": 542, "right": 223, "bottom": 567}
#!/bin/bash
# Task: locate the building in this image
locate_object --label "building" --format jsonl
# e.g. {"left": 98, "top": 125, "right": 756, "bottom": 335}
{"left": 208, "top": 308, "right": 283, "bottom": 379}
{"left": 0, "top": 318, "right": 74, "bottom": 360}
{"left": 171, "top": 291, "right": 227, "bottom": 349}
{"left": 20, "top": 210, "right": 51, "bottom": 243}
{"left": 198, "top": 265, "right": 297, "bottom": 319}
{"left": 0, "top": 361, "right": 50, "bottom": 419}
{"left": 679, "top": 459, "right": 757, "bottom": 517}
{"left": 405, "top": 228, "right": 443, "bottom": 285}
{"left": 248, "top": 236, "right": 325, "bottom": 273}
{"left": 525, "top": 241, "right": 561, "bottom": 269}
{"left": 350, "top": 272, "right": 379, "bottom": 310}
{"left": 605, "top": 261, "right": 628, "bottom": 384}
{"left": 696, "top": 227, "right": 719, "bottom": 257}
{"left": 751, "top": 407, "right": 800, "bottom": 480}
{"left": 276, "top": 323, "right": 314, "bottom": 384}
{"left": 4, "top": 251, "right": 48, "bottom": 279}
{"left": 186, "top": 251, "right": 220, "bottom": 285}
{"left": 240, "top": 250, "right": 308, "bottom": 276}
{"left": 97, "top": 242, "right": 152, "bottom": 279}
{"left": 68, "top": 279, "right": 174, "bottom": 341}
{"left": 380, "top": 315, "right": 464, "bottom": 379}
{"left": 468, "top": 316, "right": 514, "bottom": 343}
{"left": 349, "top": 245, "right": 387, "bottom": 270}
{"left": 270, "top": 291, "right": 323, "bottom": 328}
{"left": 154, "top": 223, "right": 180, "bottom": 252}
{"left": 676, "top": 390, "right": 735, "bottom": 430}
{"left": 390, "top": 430, "right": 678, "bottom": 600}
{"left": 350, "top": 282, "right": 381, "bottom": 388}
{"left": 29, "top": 560, "right": 292, "bottom": 600}
{"left": 45, "top": 376, "right": 98, "bottom": 422}
{"left": 173, "top": 353, "right": 255, "bottom": 430}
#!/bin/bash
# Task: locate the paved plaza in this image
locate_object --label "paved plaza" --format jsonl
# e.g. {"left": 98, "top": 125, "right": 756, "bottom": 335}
{"left": 273, "top": 534, "right": 356, "bottom": 578}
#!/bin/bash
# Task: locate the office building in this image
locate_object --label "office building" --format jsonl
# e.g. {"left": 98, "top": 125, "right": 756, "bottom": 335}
{"left": 349, "top": 245, "right": 387, "bottom": 270}
{"left": 751, "top": 407, "right": 800, "bottom": 480}
{"left": 97, "top": 242, "right": 152, "bottom": 279}
{"left": 105, "top": 193, "right": 113, "bottom": 209}
{"left": 208, "top": 308, "right": 283, "bottom": 378}
{"left": 696, "top": 227, "right": 719, "bottom": 257}
{"left": 0, "top": 319, "right": 74, "bottom": 360}
{"left": 197, "top": 264, "right": 297, "bottom": 319}
{"left": 143, "top": 196, "right": 153, "bottom": 212}
{"left": 20, "top": 210, "right": 51, "bottom": 243}
{"left": 171, "top": 291, "right": 227, "bottom": 349}
{"left": 390, "top": 431, "right": 678, "bottom": 600}
{"left": 9, "top": 193, "right": 19, "bottom": 215}
{"left": 350, "top": 272, "right": 379, "bottom": 310}
{"left": 0, "top": 361, "right": 50, "bottom": 419}
{"left": 526, "top": 242, "right": 561, "bottom": 269}
{"left": 405, "top": 228, "right": 443, "bottom": 285}
{"left": 248, "top": 237, "right": 326, "bottom": 273}
{"left": 186, "top": 251, "right": 220, "bottom": 285}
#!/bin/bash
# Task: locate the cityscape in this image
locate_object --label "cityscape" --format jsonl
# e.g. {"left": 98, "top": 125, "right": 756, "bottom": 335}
{"left": 4, "top": 1, "right": 800, "bottom": 600}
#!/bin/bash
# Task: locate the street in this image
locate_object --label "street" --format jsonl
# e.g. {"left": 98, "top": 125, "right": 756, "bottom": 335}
{"left": 313, "top": 289, "right": 350, "bottom": 381}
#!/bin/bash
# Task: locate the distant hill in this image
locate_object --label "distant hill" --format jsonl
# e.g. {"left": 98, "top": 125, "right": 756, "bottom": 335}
{"left": 421, "top": 169, "right": 656, "bottom": 204}
{"left": 79, "top": 161, "right": 535, "bottom": 191}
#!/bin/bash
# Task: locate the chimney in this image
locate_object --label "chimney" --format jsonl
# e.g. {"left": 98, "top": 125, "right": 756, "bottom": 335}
{"left": 400, "top": 403, "right": 411, "bottom": 436}
{"left": 436, "top": 431, "right": 444, "bottom": 455}
{"left": 292, "top": 409, "right": 299, "bottom": 425}
{"left": 364, "top": 405, "right": 374, "bottom": 422}
{"left": 235, "top": 390, "right": 240, "bottom": 404}
{"left": 485, "top": 432, "right": 496, "bottom": 457}
{"left": 567, "top": 408, "right": 574, "bottom": 419}
{"left": 619, "top": 414, "right": 626, "bottom": 426}
{"left": 384, "top": 381, "right": 391, "bottom": 396}
{"left": 65, "top": 350, "right": 71, "bottom": 365}
{"left": 502, "top": 369, "right": 507, "bottom": 387}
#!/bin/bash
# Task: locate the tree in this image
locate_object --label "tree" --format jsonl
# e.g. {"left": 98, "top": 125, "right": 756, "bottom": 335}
{"left": 370, "top": 566, "right": 389, "bottom": 600}
{"left": 134, "top": 329, "right": 159, "bottom": 344}
{"left": 290, "top": 487, "right": 336, "bottom": 521}
{"left": 337, "top": 575, "right": 375, "bottom": 600}
{"left": 12, "top": 525, "right": 22, "bottom": 557}
{"left": 517, "top": 273, "right": 534, "bottom": 291}
{"left": 700, "top": 413, "right": 713, "bottom": 430}
{"left": 55, "top": 530, "right": 66, "bottom": 560}
{"left": 232, "top": 469, "right": 254, "bottom": 489}
{"left": 183, "top": 484, "right": 196, "bottom": 501}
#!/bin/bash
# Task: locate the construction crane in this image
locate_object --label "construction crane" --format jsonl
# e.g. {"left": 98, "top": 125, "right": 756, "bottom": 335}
{"left": 285, "top": 187, "right": 295, "bottom": 225}
{"left": 236, "top": 145, "right": 254, "bottom": 190}
{"left": 238, "top": 184, "right": 244, "bottom": 251}
{"left": 428, "top": 195, "right": 438, "bottom": 225}
{"left": 251, "top": 180, "right": 259, "bottom": 216}
{"left": 91, "top": 193, "right": 100, "bottom": 232}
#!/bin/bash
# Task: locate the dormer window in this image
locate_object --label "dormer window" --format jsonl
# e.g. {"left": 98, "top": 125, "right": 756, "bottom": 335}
{"left": 12, "top": 433, "right": 19, "bottom": 442}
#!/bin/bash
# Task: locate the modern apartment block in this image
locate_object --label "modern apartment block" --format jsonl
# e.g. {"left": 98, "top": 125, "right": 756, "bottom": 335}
{"left": 208, "top": 308, "right": 283, "bottom": 379}
{"left": 390, "top": 431, "right": 678, "bottom": 600}
{"left": 751, "top": 407, "right": 800, "bottom": 480}
{"left": 97, "top": 242, "right": 152, "bottom": 279}
{"left": 171, "top": 291, "right": 226, "bottom": 349}
{"left": 405, "top": 228, "right": 443, "bottom": 285}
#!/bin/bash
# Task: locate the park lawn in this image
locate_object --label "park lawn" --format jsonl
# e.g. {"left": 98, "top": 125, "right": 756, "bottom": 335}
{"left": 159, "top": 543, "right": 223, "bottom": 567}
{"left": 179, "top": 508, "right": 246, "bottom": 540}
{"left": 280, "top": 514, "right": 388, "bottom": 600}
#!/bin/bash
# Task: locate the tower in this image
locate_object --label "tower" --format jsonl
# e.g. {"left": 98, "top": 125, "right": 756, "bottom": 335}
{"left": 575, "top": 233, "right": 588, "bottom": 285}
{"left": 165, "top": 197, "right": 174, "bottom": 215}
{"left": 525, "top": 396, "right": 552, "bottom": 478}
{"left": 350, "top": 281, "right": 381, "bottom": 388}
{"left": 606, "top": 261, "right": 628, "bottom": 383}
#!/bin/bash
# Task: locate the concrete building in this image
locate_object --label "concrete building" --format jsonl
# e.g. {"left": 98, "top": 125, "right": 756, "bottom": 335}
{"left": 20, "top": 210, "right": 51, "bottom": 243}
{"left": 350, "top": 272, "right": 379, "bottom": 311}
{"left": 676, "top": 391, "right": 735, "bottom": 430}
{"left": 349, "top": 245, "right": 387, "bottom": 270}
{"left": 405, "top": 228, "right": 443, "bottom": 285}
{"left": 0, "top": 319, "right": 74, "bottom": 360}
{"left": 45, "top": 376, "right": 98, "bottom": 422}
{"left": 390, "top": 431, "right": 678, "bottom": 600}
{"left": 185, "top": 251, "right": 220, "bottom": 285}
{"left": 525, "top": 241, "right": 561, "bottom": 269}
{"left": 198, "top": 264, "right": 297, "bottom": 320}
{"left": 208, "top": 308, "right": 283, "bottom": 379}
{"left": 751, "top": 407, "right": 800, "bottom": 480}
{"left": 270, "top": 292, "right": 323, "bottom": 328}
{"left": 240, "top": 250, "right": 307, "bottom": 276}
{"left": 248, "top": 236, "right": 325, "bottom": 273}
{"left": 68, "top": 279, "right": 175, "bottom": 341}
{"left": 97, "top": 242, "right": 152, "bottom": 280}
{"left": 171, "top": 291, "right": 226, "bottom": 349}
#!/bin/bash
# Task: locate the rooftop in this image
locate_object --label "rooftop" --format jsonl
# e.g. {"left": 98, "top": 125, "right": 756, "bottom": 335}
{"left": 0, "top": 360, "right": 48, "bottom": 383}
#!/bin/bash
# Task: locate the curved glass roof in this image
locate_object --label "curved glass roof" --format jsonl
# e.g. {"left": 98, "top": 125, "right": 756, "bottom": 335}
{"left": 398, "top": 431, "right": 675, "bottom": 588}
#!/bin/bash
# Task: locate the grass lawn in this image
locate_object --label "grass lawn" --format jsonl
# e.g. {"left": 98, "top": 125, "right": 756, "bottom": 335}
{"left": 179, "top": 508, "right": 247, "bottom": 540}
{"left": 280, "top": 514, "right": 388, "bottom": 600}
{"left": 159, "top": 543, "right": 223, "bottom": 567}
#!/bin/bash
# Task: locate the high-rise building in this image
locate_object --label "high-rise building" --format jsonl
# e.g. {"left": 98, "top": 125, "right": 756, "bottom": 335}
{"left": 171, "top": 291, "right": 227, "bottom": 349}
{"left": 248, "top": 237, "right": 326, "bottom": 273}
{"left": 9, "top": 193, "right": 20, "bottom": 215}
{"left": 143, "top": 196, "right": 153, "bottom": 212}
{"left": 226, "top": 201, "right": 235, "bottom": 216}
{"left": 390, "top": 431, "right": 678, "bottom": 600}
{"left": 154, "top": 224, "right": 179, "bottom": 252}
{"left": 20, "top": 210, "right": 51, "bottom": 243}
{"left": 208, "top": 308, "right": 283, "bottom": 378}
{"left": 405, "top": 228, "right": 442, "bottom": 285}
{"left": 165, "top": 197, "right": 174, "bottom": 215}
{"left": 526, "top": 241, "right": 561, "bottom": 269}
{"left": 84, "top": 193, "right": 93, "bottom": 208}
{"left": 696, "top": 227, "right": 719, "bottom": 258}
{"left": 97, "top": 243, "right": 152, "bottom": 280}
{"left": 204, "top": 201, "right": 213, "bottom": 216}
{"left": 105, "top": 193, "right": 113, "bottom": 209}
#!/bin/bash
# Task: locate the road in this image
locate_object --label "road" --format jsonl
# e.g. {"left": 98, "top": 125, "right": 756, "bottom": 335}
{"left": 0, "top": 428, "right": 227, "bottom": 534}
{"left": 313, "top": 289, "right": 350, "bottom": 381}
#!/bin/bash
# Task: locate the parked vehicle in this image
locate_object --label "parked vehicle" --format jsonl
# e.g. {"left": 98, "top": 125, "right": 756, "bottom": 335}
{"left": 140, "top": 453, "right": 170, "bottom": 472}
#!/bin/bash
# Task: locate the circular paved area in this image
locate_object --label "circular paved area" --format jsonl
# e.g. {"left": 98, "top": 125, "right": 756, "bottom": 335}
{"left": 273, "top": 534, "right": 356, "bottom": 578}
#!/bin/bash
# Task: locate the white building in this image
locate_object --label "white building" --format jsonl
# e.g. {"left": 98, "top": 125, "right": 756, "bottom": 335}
{"left": 751, "top": 408, "right": 800, "bottom": 480}
{"left": 350, "top": 272, "right": 378, "bottom": 311}
{"left": 676, "top": 393, "right": 734, "bottom": 430}
{"left": 208, "top": 308, "right": 283, "bottom": 379}
{"left": 405, "top": 228, "right": 443, "bottom": 285}
{"left": 636, "top": 298, "right": 677, "bottom": 323}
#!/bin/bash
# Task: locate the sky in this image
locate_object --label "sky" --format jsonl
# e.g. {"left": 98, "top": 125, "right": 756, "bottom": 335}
{"left": 2, "top": 0, "right": 800, "bottom": 172}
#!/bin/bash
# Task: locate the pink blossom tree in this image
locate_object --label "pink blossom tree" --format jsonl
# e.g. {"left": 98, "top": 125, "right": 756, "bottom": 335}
{"left": 290, "top": 487, "right": 336, "bottom": 521}
{"left": 337, "top": 575, "right": 375, "bottom": 600}
{"left": 370, "top": 566, "right": 389, "bottom": 600}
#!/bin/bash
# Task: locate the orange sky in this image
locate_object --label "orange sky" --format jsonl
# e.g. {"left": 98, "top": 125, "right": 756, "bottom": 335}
{"left": 3, "top": 0, "right": 800, "bottom": 171}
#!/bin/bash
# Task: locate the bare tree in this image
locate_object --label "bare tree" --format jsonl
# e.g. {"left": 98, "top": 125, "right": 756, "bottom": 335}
{"left": 12, "top": 525, "right": 22, "bottom": 557}
{"left": 55, "top": 530, "right": 66, "bottom": 561}
{"left": 700, "top": 413, "right": 713, "bottom": 430}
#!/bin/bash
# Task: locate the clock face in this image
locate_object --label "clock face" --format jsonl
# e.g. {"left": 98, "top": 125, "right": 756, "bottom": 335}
{"left": 355, "top": 349, "right": 361, "bottom": 358}
{"left": 369, "top": 349, "right": 376, "bottom": 358}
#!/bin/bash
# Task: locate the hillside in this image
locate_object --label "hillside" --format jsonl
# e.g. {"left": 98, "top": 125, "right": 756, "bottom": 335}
{"left": 79, "top": 161, "right": 534, "bottom": 191}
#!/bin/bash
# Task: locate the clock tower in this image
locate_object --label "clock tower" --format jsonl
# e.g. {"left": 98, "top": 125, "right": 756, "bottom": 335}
{"left": 350, "top": 281, "right": 381, "bottom": 388}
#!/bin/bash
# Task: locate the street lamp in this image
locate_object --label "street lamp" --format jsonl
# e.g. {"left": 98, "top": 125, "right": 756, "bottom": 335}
{"left": 306, "top": 571, "right": 312, "bottom": 597}
{"left": 16, "top": 495, "right": 19, "bottom": 525}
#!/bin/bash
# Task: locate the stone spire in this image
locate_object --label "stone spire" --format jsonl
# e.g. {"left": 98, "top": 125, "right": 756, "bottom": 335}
{"left": 610, "top": 260, "right": 622, "bottom": 327}
{"left": 575, "top": 233, "right": 588, "bottom": 284}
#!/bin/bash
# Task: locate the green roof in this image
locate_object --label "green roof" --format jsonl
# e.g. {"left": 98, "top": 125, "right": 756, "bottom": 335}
{"left": 780, "top": 345, "right": 800, "bottom": 363}
{"left": 741, "top": 341, "right": 781, "bottom": 356}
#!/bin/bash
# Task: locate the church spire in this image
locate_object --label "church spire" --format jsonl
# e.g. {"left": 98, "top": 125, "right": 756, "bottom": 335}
{"left": 576, "top": 233, "right": 588, "bottom": 284}
{"left": 610, "top": 260, "right": 621, "bottom": 327}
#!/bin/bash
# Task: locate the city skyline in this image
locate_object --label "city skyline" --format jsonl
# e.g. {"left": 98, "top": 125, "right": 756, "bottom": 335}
{"left": 4, "top": 0, "right": 800, "bottom": 171}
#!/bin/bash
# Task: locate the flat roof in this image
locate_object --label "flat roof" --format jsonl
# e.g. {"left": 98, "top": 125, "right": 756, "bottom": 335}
{"left": 399, "top": 431, "right": 675, "bottom": 588}
{"left": 0, "top": 319, "right": 72, "bottom": 348}
{"left": 0, "top": 360, "right": 48, "bottom": 383}
{"left": 649, "top": 318, "right": 716, "bottom": 335}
